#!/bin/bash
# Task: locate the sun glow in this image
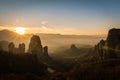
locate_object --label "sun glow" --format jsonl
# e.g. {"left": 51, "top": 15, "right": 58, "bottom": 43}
{"left": 14, "top": 27, "right": 26, "bottom": 35}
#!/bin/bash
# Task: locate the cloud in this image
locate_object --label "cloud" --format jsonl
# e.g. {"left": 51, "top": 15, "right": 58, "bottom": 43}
{"left": 41, "top": 21, "right": 48, "bottom": 25}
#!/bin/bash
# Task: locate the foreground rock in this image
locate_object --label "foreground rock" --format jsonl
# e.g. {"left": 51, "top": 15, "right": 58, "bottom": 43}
{"left": 95, "top": 28, "right": 120, "bottom": 59}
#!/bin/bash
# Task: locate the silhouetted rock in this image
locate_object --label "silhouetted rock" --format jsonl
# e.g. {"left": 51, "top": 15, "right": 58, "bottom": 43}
{"left": 95, "top": 28, "right": 120, "bottom": 59}
{"left": 8, "top": 42, "right": 26, "bottom": 54}
{"left": 61, "top": 44, "right": 92, "bottom": 57}
{"left": 70, "top": 44, "right": 78, "bottom": 51}
{"left": 18, "top": 43, "right": 25, "bottom": 54}
{"left": 14, "top": 48, "right": 19, "bottom": 54}
{"left": 8, "top": 42, "right": 15, "bottom": 53}
{"left": 96, "top": 39, "right": 106, "bottom": 60}
{"left": 42, "top": 46, "right": 51, "bottom": 61}
{"left": 43, "top": 46, "right": 49, "bottom": 57}
{"left": 115, "top": 44, "right": 120, "bottom": 57}
{"left": 107, "top": 28, "right": 120, "bottom": 47}
{"left": 106, "top": 28, "right": 120, "bottom": 58}
{"left": 28, "top": 35, "right": 43, "bottom": 59}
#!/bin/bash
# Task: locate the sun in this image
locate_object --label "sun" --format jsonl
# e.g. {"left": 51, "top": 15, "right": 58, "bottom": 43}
{"left": 14, "top": 27, "right": 26, "bottom": 35}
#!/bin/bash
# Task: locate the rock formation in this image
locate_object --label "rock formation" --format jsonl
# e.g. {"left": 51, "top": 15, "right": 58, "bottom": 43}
{"left": 106, "top": 28, "right": 120, "bottom": 58}
{"left": 115, "top": 44, "right": 120, "bottom": 57}
{"left": 7, "top": 35, "right": 50, "bottom": 61}
{"left": 28, "top": 35, "right": 43, "bottom": 59}
{"left": 43, "top": 46, "right": 49, "bottom": 57}
{"left": 28, "top": 35, "right": 51, "bottom": 61}
{"left": 18, "top": 43, "right": 25, "bottom": 54}
{"left": 8, "top": 42, "right": 25, "bottom": 54}
{"left": 8, "top": 42, "right": 15, "bottom": 53}
{"left": 95, "top": 28, "right": 120, "bottom": 59}
{"left": 70, "top": 44, "right": 78, "bottom": 51}
{"left": 95, "top": 39, "right": 107, "bottom": 60}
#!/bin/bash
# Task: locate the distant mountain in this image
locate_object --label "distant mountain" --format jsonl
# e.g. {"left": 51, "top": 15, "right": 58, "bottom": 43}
{"left": 0, "top": 29, "right": 30, "bottom": 46}
{"left": 51, "top": 44, "right": 94, "bottom": 60}
{"left": 0, "top": 29, "right": 106, "bottom": 52}
{"left": 0, "top": 29, "right": 17, "bottom": 40}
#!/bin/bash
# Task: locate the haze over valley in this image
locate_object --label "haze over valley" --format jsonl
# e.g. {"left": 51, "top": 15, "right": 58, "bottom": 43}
{"left": 0, "top": 0, "right": 120, "bottom": 80}
{"left": 0, "top": 29, "right": 106, "bottom": 53}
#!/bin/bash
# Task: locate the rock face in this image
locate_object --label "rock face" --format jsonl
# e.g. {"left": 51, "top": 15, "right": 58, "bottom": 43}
{"left": 7, "top": 35, "right": 50, "bottom": 61}
{"left": 43, "top": 46, "right": 49, "bottom": 57}
{"left": 18, "top": 43, "right": 25, "bottom": 54}
{"left": 115, "top": 44, "right": 120, "bottom": 57}
{"left": 28, "top": 35, "right": 43, "bottom": 54}
{"left": 28, "top": 35, "right": 50, "bottom": 60}
{"left": 95, "top": 28, "right": 120, "bottom": 59}
{"left": 8, "top": 42, "right": 15, "bottom": 53}
{"left": 95, "top": 39, "right": 107, "bottom": 60}
{"left": 8, "top": 42, "right": 25, "bottom": 54}
{"left": 107, "top": 28, "right": 120, "bottom": 48}
{"left": 70, "top": 44, "right": 78, "bottom": 51}
{"left": 106, "top": 28, "right": 120, "bottom": 58}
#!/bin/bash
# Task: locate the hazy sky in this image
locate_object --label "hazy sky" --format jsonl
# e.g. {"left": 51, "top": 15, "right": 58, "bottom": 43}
{"left": 0, "top": 0, "right": 120, "bottom": 35}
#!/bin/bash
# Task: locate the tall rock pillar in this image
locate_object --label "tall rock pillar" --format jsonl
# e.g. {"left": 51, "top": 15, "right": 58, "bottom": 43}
{"left": 28, "top": 35, "right": 43, "bottom": 58}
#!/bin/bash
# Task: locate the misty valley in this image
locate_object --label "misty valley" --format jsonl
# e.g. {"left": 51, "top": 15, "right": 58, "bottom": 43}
{"left": 0, "top": 28, "right": 120, "bottom": 80}
{"left": 0, "top": 0, "right": 120, "bottom": 80}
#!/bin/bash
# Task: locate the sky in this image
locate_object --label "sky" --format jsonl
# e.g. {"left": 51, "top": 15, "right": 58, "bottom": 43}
{"left": 0, "top": 0, "right": 120, "bottom": 35}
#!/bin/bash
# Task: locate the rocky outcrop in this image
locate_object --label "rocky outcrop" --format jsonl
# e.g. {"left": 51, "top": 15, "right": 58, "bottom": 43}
{"left": 28, "top": 35, "right": 43, "bottom": 55}
{"left": 107, "top": 28, "right": 120, "bottom": 48}
{"left": 7, "top": 35, "right": 50, "bottom": 61}
{"left": 95, "top": 28, "right": 120, "bottom": 59}
{"left": 95, "top": 39, "right": 107, "bottom": 60}
{"left": 115, "top": 44, "right": 120, "bottom": 57}
{"left": 8, "top": 42, "right": 15, "bottom": 53}
{"left": 106, "top": 28, "right": 120, "bottom": 58}
{"left": 28, "top": 35, "right": 50, "bottom": 60}
{"left": 70, "top": 44, "right": 78, "bottom": 51}
{"left": 18, "top": 43, "right": 25, "bottom": 54}
{"left": 8, "top": 42, "right": 25, "bottom": 54}
{"left": 43, "top": 46, "right": 49, "bottom": 57}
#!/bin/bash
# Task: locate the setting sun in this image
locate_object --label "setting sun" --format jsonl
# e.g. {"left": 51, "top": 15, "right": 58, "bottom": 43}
{"left": 14, "top": 27, "right": 26, "bottom": 35}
